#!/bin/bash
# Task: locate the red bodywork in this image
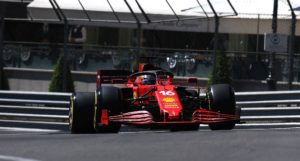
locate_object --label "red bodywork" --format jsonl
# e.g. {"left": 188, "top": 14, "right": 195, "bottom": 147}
{"left": 97, "top": 64, "right": 240, "bottom": 126}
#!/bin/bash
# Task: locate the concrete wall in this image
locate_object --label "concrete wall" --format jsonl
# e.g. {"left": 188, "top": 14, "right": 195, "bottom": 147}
{"left": 3, "top": 67, "right": 300, "bottom": 92}
{"left": 4, "top": 67, "right": 96, "bottom": 92}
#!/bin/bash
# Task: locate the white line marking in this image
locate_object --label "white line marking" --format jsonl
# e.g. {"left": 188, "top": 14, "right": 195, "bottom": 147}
{"left": 0, "top": 98, "right": 69, "bottom": 105}
{"left": 0, "top": 155, "right": 40, "bottom": 161}
{"left": 0, "top": 105, "right": 68, "bottom": 111}
{"left": 236, "top": 90, "right": 300, "bottom": 95}
{"left": 241, "top": 115, "right": 300, "bottom": 119}
{"left": 0, "top": 90, "right": 71, "bottom": 96}
{"left": 0, "top": 127, "right": 62, "bottom": 133}
{"left": 237, "top": 122, "right": 300, "bottom": 126}
{"left": 235, "top": 127, "right": 300, "bottom": 132}
{"left": 242, "top": 107, "right": 300, "bottom": 111}
{"left": 120, "top": 130, "right": 170, "bottom": 134}
{"left": 0, "top": 119, "right": 68, "bottom": 125}
{"left": 0, "top": 113, "right": 68, "bottom": 118}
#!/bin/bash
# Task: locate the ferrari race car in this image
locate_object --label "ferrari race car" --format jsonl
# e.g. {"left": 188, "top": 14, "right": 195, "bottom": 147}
{"left": 69, "top": 64, "right": 240, "bottom": 133}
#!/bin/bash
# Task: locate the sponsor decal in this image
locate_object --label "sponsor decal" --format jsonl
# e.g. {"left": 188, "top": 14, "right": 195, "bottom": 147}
{"left": 163, "top": 97, "right": 175, "bottom": 103}
{"left": 163, "top": 103, "right": 179, "bottom": 108}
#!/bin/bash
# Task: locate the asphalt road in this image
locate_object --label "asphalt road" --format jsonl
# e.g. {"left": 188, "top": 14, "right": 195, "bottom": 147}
{"left": 0, "top": 127, "right": 300, "bottom": 161}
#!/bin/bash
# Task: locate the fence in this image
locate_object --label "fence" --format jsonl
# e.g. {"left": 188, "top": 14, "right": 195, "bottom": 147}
{"left": 3, "top": 41, "right": 300, "bottom": 82}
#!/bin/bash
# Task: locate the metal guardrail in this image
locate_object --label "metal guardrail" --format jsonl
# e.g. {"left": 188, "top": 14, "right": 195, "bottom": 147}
{"left": 236, "top": 90, "right": 300, "bottom": 106}
{"left": 236, "top": 91, "right": 300, "bottom": 123}
{"left": 0, "top": 91, "right": 70, "bottom": 130}
{"left": 0, "top": 90, "right": 300, "bottom": 130}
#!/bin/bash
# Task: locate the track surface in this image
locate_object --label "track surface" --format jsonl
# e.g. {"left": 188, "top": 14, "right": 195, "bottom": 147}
{"left": 0, "top": 127, "right": 300, "bottom": 161}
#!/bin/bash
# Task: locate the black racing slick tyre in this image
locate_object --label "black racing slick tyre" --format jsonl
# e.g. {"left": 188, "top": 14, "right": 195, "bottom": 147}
{"left": 96, "top": 86, "right": 122, "bottom": 133}
{"left": 173, "top": 89, "right": 199, "bottom": 131}
{"left": 207, "top": 84, "right": 237, "bottom": 130}
{"left": 69, "top": 92, "right": 95, "bottom": 134}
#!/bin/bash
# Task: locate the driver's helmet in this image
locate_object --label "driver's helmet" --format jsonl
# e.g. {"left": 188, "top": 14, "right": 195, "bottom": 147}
{"left": 141, "top": 74, "right": 156, "bottom": 85}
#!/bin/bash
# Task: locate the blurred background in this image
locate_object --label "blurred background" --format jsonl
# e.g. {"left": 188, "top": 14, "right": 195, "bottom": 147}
{"left": 1, "top": 0, "right": 300, "bottom": 91}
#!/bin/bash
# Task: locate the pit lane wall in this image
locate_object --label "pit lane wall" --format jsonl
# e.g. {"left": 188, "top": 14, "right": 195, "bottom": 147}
{"left": 4, "top": 67, "right": 300, "bottom": 92}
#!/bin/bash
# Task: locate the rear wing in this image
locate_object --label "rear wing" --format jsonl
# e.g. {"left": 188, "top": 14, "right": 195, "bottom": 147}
{"left": 96, "top": 70, "right": 131, "bottom": 88}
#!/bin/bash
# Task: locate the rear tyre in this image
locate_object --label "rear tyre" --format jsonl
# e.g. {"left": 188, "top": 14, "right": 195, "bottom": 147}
{"left": 207, "top": 84, "right": 236, "bottom": 130}
{"left": 96, "top": 86, "right": 122, "bottom": 133}
{"left": 69, "top": 92, "right": 95, "bottom": 134}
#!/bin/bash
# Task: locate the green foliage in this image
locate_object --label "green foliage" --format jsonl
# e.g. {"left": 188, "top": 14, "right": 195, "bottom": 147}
{"left": 208, "top": 51, "right": 232, "bottom": 86}
{"left": 49, "top": 56, "right": 75, "bottom": 92}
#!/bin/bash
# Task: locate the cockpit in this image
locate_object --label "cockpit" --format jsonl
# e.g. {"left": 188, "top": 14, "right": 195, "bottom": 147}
{"left": 129, "top": 71, "right": 174, "bottom": 86}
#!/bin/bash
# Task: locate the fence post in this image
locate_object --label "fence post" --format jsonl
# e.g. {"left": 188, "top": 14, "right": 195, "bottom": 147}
{"left": 287, "top": 0, "right": 296, "bottom": 90}
{"left": 0, "top": 3, "right": 6, "bottom": 90}
{"left": 267, "top": 0, "right": 278, "bottom": 91}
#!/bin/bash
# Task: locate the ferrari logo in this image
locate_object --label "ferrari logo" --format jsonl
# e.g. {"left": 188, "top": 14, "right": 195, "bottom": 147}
{"left": 172, "top": 111, "right": 176, "bottom": 116}
{"left": 163, "top": 97, "right": 175, "bottom": 103}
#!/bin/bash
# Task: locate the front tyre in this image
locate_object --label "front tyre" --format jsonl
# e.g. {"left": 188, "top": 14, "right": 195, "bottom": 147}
{"left": 69, "top": 92, "right": 95, "bottom": 134}
{"left": 207, "top": 84, "right": 236, "bottom": 130}
{"left": 96, "top": 86, "right": 122, "bottom": 133}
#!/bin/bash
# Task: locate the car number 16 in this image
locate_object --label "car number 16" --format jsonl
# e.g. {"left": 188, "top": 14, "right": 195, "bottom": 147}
{"left": 159, "top": 91, "right": 175, "bottom": 96}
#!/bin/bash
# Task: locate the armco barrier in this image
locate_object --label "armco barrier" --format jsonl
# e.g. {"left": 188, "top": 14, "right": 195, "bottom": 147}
{"left": 0, "top": 90, "right": 300, "bottom": 130}
{"left": 236, "top": 91, "right": 300, "bottom": 123}
{"left": 0, "top": 91, "right": 70, "bottom": 130}
{"left": 236, "top": 90, "right": 300, "bottom": 106}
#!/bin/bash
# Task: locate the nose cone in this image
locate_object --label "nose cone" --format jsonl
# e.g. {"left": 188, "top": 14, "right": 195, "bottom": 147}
{"left": 155, "top": 87, "right": 183, "bottom": 121}
{"left": 163, "top": 109, "right": 181, "bottom": 120}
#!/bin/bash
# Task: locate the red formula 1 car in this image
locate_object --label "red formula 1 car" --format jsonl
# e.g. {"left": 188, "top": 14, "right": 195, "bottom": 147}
{"left": 69, "top": 64, "right": 240, "bottom": 133}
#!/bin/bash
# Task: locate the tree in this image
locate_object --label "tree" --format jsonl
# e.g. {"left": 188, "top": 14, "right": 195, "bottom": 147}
{"left": 49, "top": 56, "right": 75, "bottom": 92}
{"left": 208, "top": 51, "right": 232, "bottom": 86}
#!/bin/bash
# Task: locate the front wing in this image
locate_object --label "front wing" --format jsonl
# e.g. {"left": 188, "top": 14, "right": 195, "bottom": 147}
{"left": 108, "top": 110, "right": 240, "bottom": 125}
